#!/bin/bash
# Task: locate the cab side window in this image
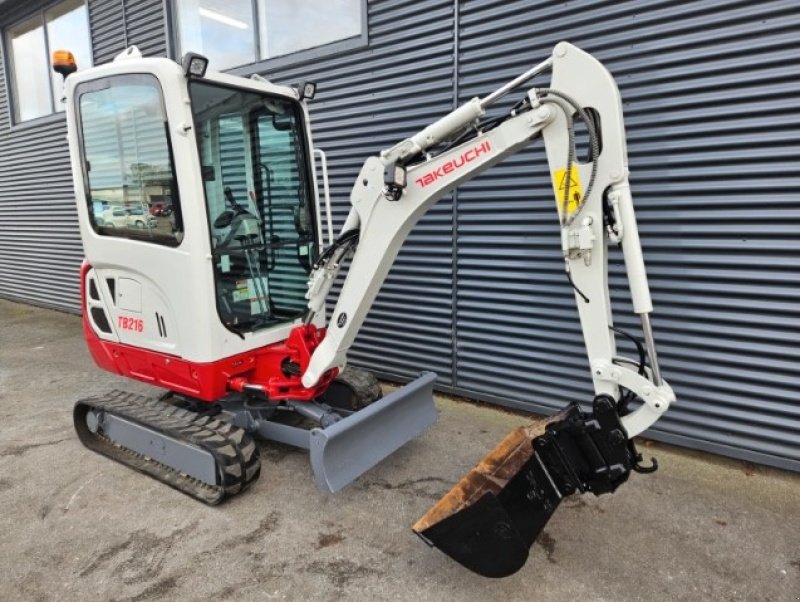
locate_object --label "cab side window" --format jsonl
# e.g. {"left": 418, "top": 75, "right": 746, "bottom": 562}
{"left": 77, "top": 74, "right": 183, "bottom": 245}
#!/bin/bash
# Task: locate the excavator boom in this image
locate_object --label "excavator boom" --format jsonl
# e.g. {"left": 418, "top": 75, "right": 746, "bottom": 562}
{"left": 295, "top": 42, "right": 674, "bottom": 576}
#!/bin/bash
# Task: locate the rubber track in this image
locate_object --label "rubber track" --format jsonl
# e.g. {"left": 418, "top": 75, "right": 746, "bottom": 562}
{"left": 74, "top": 390, "right": 261, "bottom": 505}
{"left": 328, "top": 366, "right": 383, "bottom": 409}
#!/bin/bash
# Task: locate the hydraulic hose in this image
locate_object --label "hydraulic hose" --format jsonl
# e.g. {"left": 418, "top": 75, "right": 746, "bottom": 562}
{"left": 536, "top": 88, "right": 600, "bottom": 226}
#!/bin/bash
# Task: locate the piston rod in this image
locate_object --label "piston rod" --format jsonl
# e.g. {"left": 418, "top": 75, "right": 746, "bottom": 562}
{"left": 479, "top": 57, "right": 553, "bottom": 109}
{"left": 640, "top": 313, "right": 663, "bottom": 386}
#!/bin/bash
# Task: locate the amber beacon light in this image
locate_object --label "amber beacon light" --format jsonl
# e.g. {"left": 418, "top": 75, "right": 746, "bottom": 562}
{"left": 52, "top": 50, "right": 78, "bottom": 78}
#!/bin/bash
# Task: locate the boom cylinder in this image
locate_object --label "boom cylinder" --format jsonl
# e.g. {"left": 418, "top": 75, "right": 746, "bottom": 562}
{"left": 402, "top": 98, "right": 485, "bottom": 159}
{"left": 380, "top": 99, "right": 485, "bottom": 163}
{"left": 383, "top": 56, "right": 553, "bottom": 163}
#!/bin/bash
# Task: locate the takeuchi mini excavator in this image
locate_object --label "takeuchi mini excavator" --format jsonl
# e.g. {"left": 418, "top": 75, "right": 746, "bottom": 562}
{"left": 56, "top": 42, "right": 674, "bottom": 578}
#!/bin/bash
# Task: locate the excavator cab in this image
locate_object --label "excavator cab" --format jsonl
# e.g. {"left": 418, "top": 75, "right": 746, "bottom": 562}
{"left": 58, "top": 47, "right": 438, "bottom": 501}
{"left": 71, "top": 48, "right": 322, "bottom": 352}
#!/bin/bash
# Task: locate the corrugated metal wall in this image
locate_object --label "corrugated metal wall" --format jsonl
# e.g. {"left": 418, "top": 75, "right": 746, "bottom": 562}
{"left": 0, "top": 1, "right": 81, "bottom": 311}
{"left": 0, "top": 0, "right": 797, "bottom": 471}
{"left": 0, "top": 0, "right": 166, "bottom": 311}
{"left": 453, "top": 0, "right": 800, "bottom": 472}
{"left": 90, "top": 0, "right": 166, "bottom": 64}
{"left": 250, "top": 0, "right": 800, "bottom": 471}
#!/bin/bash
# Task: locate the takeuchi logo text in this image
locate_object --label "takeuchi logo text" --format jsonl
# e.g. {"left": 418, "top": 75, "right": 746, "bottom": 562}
{"left": 414, "top": 140, "right": 492, "bottom": 188}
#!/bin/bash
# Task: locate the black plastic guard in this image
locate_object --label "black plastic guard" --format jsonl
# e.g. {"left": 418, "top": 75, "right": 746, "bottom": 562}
{"left": 416, "top": 395, "right": 636, "bottom": 578}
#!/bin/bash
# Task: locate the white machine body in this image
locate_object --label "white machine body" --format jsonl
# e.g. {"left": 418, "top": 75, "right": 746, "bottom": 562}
{"left": 63, "top": 47, "right": 327, "bottom": 365}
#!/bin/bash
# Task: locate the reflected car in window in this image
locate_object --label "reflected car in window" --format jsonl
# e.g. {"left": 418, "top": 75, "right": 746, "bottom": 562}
{"left": 127, "top": 207, "right": 158, "bottom": 228}
{"left": 97, "top": 206, "right": 157, "bottom": 229}
{"left": 96, "top": 207, "right": 129, "bottom": 228}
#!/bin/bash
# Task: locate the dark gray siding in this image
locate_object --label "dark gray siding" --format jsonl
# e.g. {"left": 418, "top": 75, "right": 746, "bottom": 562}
{"left": 89, "top": 0, "right": 128, "bottom": 64}
{"left": 122, "top": 0, "right": 167, "bottom": 57}
{"left": 0, "top": 0, "right": 168, "bottom": 312}
{"left": 0, "top": 0, "right": 81, "bottom": 311}
{"left": 453, "top": 0, "right": 800, "bottom": 472}
{"left": 0, "top": 0, "right": 797, "bottom": 471}
{"left": 257, "top": 0, "right": 800, "bottom": 471}
{"left": 243, "top": 0, "right": 458, "bottom": 385}
{"left": 90, "top": 0, "right": 167, "bottom": 63}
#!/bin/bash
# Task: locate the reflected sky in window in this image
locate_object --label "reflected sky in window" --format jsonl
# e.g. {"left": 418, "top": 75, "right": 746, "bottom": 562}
{"left": 9, "top": 17, "right": 50, "bottom": 121}
{"left": 8, "top": 0, "right": 92, "bottom": 122}
{"left": 176, "top": 0, "right": 362, "bottom": 69}
{"left": 177, "top": 0, "right": 256, "bottom": 70}
{"left": 47, "top": 0, "right": 93, "bottom": 111}
{"left": 259, "top": 0, "right": 361, "bottom": 59}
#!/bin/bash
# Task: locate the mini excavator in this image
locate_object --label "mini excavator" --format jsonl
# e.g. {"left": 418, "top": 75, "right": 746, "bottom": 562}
{"left": 56, "top": 41, "right": 673, "bottom": 577}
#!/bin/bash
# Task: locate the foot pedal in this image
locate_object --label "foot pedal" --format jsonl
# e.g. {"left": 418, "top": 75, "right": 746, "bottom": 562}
{"left": 413, "top": 395, "right": 643, "bottom": 577}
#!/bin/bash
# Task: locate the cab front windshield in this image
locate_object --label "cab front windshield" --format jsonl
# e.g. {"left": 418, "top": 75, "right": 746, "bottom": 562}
{"left": 190, "top": 81, "right": 316, "bottom": 333}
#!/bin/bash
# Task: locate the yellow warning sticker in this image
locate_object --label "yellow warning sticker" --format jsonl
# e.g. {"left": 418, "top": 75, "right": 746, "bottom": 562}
{"left": 553, "top": 165, "right": 583, "bottom": 215}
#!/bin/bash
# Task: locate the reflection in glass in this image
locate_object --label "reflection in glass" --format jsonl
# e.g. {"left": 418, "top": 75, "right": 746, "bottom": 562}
{"left": 175, "top": 0, "right": 362, "bottom": 69}
{"left": 7, "top": 0, "right": 92, "bottom": 122}
{"left": 190, "top": 81, "right": 315, "bottom": 332}
{"left": 258, "top": 0, "right": 361, "bottom": 59}
{"left": 78, "top": 75, "right": 183, "bottom": 246}
{"left": 8, "top": 16, "right": 51, "bottom": 121}
{"left": 46, "top": 0, "right": 93, "bottom": 111}
{"left": 176, "top": 0, "right": 256, "bottom": 70}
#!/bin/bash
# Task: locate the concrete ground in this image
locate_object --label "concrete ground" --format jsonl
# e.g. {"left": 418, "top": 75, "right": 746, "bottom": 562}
{"left": 1, "top": 299, "right": 798, "bottom": 602}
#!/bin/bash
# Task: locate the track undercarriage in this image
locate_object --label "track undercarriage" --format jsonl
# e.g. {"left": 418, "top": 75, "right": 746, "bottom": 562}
{"left": 73, "top": 367, "right": 437, "bottom": 502}
{"left": 74, "top": 391, "right": 261, "bottom": 504}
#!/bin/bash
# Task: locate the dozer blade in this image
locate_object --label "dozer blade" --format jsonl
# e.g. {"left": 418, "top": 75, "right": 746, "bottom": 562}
{"left": 413, "top": 395, "right": 638, "bottom": 578}
{"left": 310, "top": 371, "right": 438, "bottom": 492}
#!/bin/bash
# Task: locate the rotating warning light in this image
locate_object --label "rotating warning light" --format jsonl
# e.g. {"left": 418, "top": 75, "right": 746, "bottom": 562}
{"left": 52, "top": 50, "right": 77, "bottom": 79}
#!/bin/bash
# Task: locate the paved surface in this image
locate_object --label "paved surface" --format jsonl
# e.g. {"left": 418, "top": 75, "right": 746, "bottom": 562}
{"left": 1, "top": 299, "right": 799, "bottom": 601}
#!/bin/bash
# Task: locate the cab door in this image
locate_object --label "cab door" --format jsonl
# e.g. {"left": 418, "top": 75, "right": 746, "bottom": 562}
{"left": 74, "top": 73, "right": 190, "bottom": 355}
